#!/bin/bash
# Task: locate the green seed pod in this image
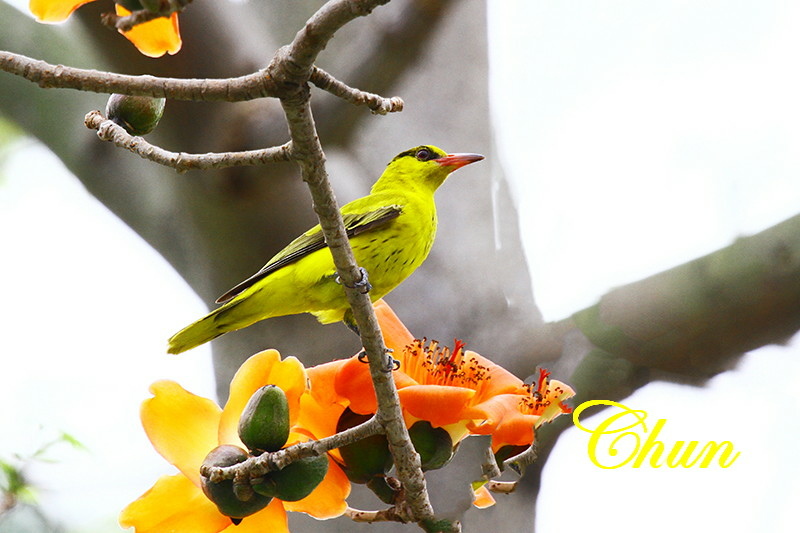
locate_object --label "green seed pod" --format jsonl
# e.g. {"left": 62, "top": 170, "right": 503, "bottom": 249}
{"left": 200, "top": 445, "right": 272, "bottom": 521}
{"left": 252, "top": 455, "right": 329, "bottom": 502}
{"left": 238, "top": 385, "right": 291, "bottom": 454}
{"left": 336, "top": 409, "right": 392, "bottom": 483}
{"left": 105, "top": 93, "right": 166, "bottom": 136}
{"left": 365, "top": 475, "right": 398, "bottom": 505}
{"left": 408, "top": 420, "right": 453, "bottom": 471}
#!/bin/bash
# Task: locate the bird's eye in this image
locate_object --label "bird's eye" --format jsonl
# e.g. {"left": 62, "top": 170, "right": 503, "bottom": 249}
{"left": 415, "top": 148, "right": 433, "bottom": 161}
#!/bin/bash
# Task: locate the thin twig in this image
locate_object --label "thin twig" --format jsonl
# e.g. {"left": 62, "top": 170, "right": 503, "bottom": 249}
{"left": 310, "top": 66, "right": 403, "bottom": 114}
{"left": 503, "top": 439, "right": 538, "bottom": 474}
{"left": 485, "top": 480, "right": 518, "bottom": 495}
{"left": 345, "top": 505, "right": 414, "bottom": 524}
{"left": 481, "top": 440, "right": 501, "bottom": 480}
{"left": 317, "top": 0, "right": 454, "bottom": 143}
{"left": 84, "top": 110, "right": 293, "bottom": 172}
{"left": 278, "top": 0, "right": 392, "bottom": 81}
{"left": 0, "top": 51, "right": 277, "bottom": 101}
{"left": 201, "top": 415, "right": 384, "bottom": 483}
{"left": 101, "top": 0, "right": 194, "bottom": 33}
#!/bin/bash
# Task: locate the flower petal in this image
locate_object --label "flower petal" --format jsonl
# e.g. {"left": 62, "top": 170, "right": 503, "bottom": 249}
{"left": 294, "top": 390, "right": 345, "bottom": 444}
{"left": 489, "top": 413, "right": 539, "bottom": 450}
{"left": 458, "top": 350, "right": 527, "bottom": 399}
{"left": 467, "top": 394, "right": 540, "bottom": 449}
{"left": 307, "top": 359, "right": 349, "bottom": 406}
{"left": 374, "top": 299, "right": 414, "bottom": 351}
{"left": 219, "top": 350, "right": 307, "bottom": 447}
{"left": 220, "top": 499, "right": 288, "bottom": 533}
{"left": 116, "top": 6, "right": 182, "bottom": 58}
{"left": 397, "top": 385, "right": 477, "bottom": 427}
{"left": 119, "top": 474, "right": 231, "bottom": 533}
{"left": 30, "top": 0, "right": 93, "bottom": 22}
{"left": 283, "top": 458, "right": 350, "bottom": 519}
{"left": 333, "top": 355, "right": 419, "bottom": 415}
{"left": 535, "top": 379, "right": 575, "bottom": 427}
{"left": 472, "top": 485, "right": 496, "bottom": 509}
{"left": 142, "top": 380, "right": 221, "bottom": 485}
{"left": 334, "top": 356, "right": 377, "bottom": 414}
{"left": 464, "top": 394, "right": 521, "bottom": 432}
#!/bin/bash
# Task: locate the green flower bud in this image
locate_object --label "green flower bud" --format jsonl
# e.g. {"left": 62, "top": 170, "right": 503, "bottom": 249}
{"left": 105, "top": 93, "right": 166, "bottom": 136}
{"left": 408, "top": 420, "right": 453, "bottom": 471}
{"left": 336, "top": 409, "right": 392, "bottom": 483}
{"left": 252, "top": 454, "right": 329, "bottom": 502}
{"left": 238, "top": 385, "right": 290, "bottom": 454}
{"left": 200, "top": 445, "right": 272, "bottom": 522}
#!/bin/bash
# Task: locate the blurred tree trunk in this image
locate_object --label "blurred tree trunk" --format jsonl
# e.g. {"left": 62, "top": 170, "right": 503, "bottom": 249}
{"left": 0, "top": 2, "right": 541, "bottom": 530}
{"left": 0, "top": 0, "right": 540, "bottom": 400}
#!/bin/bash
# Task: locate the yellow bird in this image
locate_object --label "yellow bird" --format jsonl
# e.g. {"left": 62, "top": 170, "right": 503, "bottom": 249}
{"left": 167, "top": 145, "right": 484, "bottom": 354}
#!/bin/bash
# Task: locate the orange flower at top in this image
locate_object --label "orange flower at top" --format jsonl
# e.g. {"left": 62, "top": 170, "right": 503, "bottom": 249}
{"left": 321, "top": 300, "right": 575, "bottom": 452}
{"left": 29, "top": 0, "right": 182, "bottom": 57}
{"left": 120, "top": 350, "right": 350, "bottom": 533}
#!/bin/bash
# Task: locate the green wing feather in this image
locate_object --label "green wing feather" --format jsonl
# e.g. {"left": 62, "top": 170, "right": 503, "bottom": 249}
{"left": 215, "top": 205, "right": 402, "bottom": 303}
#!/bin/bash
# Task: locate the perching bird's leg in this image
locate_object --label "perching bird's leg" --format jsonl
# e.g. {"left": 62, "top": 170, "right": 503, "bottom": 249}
{"left": 336, "top": 266, "right": 372, "bottom": 294}
{"left": 357, "top": 348, "right": 398, "bottom": 372}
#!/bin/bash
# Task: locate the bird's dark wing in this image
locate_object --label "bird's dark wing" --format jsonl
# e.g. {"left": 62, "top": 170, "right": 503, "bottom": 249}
{"left": 215, "top": 205, "right": 402, "bottom": 303}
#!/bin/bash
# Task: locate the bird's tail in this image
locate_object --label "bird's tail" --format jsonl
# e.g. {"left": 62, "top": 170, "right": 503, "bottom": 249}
{"left": 167, "top": 299, "right": 254, "bottom": 354}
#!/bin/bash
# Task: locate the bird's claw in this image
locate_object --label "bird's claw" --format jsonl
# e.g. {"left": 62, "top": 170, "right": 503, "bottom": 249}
{"left": 385, "top": 355, "right": 401, "bottom": 373}
{"left": 335, "top": 267, "right": 372, "bottom": 294}
{"left": 357, "top": 348, "right": 398, "bottom": 372}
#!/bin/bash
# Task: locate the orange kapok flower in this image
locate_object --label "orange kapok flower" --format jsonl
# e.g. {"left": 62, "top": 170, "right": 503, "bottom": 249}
{"left": 120, "top": 350, "right": 350, "bottom": 533}
{"left": 328, "top": 299, "right": 575, "bottom": 453}
{"left": 468, "top": 367, "right": 575, "bottom": 452}
{"left": 30, "top": 1, "right": 182, "bottom": 57}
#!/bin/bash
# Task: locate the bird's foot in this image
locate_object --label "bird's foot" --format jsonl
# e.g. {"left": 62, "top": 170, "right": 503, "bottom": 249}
{"left": 335, "top": 267, "right": 372, "bottom": 294}
{"left": 357, "top": 348, "right": 398, "bottom": 372}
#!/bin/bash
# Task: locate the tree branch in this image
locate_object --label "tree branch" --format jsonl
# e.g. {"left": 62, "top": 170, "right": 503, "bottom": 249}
{"left": 316, "top": 0, "right": 456, "bottom": 145}
{"left": 280, "top": 0, "right": 392, "bottom": 81}
{"left": 270, "top": 1, "right": 443, "bottom": 528}
{"left": 279, "top": 90, "right": 440, "bottom": 528}
{"left": 84, "top": 110, "right": 293, "bottom": 172}
{"left": 0, "top": 50, "right": 278, "bottom": 100}
{"left": 538, "top": 212, "right": 800, "bottom": 380}
{"left": 101, "top": 0, "right": 194, "bottom": 33}
{"left": 201, "top": 416, "right": 384, "bottom": 483}
{"left": 0, "top": 50, "right": 406, "bottom": 114}
{"left": 310, "top": 66, "right": 403, "bottom": 114}
{"left": 346, "top": 504, "right": 415, "bottom": 524}
{"left": 524, "top": 212, "right": 800, "bottom": 491}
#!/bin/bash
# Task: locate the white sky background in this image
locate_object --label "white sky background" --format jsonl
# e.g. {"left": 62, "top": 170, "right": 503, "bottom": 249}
{"left": 488, "top": 1, "right": 799, "bottom": 533}
{"left": 0, "top": 1, "right": 798, "bottom": 532}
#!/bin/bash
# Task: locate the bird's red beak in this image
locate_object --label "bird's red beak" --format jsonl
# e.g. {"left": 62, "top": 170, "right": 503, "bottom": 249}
{"left": 435, "top": 153, "right": 485, "bottom": 170}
